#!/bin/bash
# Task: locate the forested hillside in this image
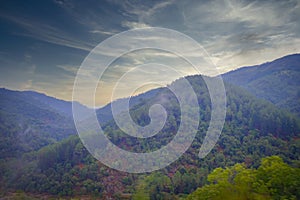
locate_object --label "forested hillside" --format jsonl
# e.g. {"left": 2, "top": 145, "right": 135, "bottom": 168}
{"left": 223, "top": 54, "right": 300, "bottom": 116}
{"left": 1, "top": 75, "right": 299, "bottom": 199}
{"left": 0, "top": 89, "right": 77, "bottom": 158}
{"left": 97, "top": 87, "right": 160, "bottom": 126}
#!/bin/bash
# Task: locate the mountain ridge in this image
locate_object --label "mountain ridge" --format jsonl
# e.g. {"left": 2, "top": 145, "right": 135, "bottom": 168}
{"left": 1, "top": 74, "right": 299, "bottom": 199}
{"left": 0, "top": 53, "right": 299, "bottom": 158}
{"left": 1, "top": 53, "right": 299, "bottom": 120}
{"left": 222, "top": 53, "right": 300, "bottom": 116}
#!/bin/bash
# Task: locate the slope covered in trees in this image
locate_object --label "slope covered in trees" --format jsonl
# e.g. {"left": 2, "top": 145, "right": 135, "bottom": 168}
{"left": 0, "top": 89, "right": 77, "bottom": 158}
{"left": 0, "top": 86, "right": 162, "bottom": 160}
{"left": 223, "top": 54, "right": 300, "bottom": 116}
{"left": 96, "top": 87, "right": 160, "bottom": 125}
{"left": 1, "top": 75, "right": 299, "bottom": 199}
{"left": 0, "top": 88, "right": 90, "bottom": 121}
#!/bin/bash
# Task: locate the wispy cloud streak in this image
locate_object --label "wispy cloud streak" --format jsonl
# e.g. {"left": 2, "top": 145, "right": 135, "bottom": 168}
{"left": 0, "top": 13, "right": 95, "bottom": 51}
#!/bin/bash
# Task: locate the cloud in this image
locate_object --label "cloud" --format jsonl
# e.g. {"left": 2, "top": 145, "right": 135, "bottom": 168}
{"left": 1, "top": 0, "right": 300, "bottom": 106}
{"left": 121, "top": 21, "right": 150, "bottom": 29}
{"left": 56, "top": 64, "right": 78, "bottom": 75}
{"left": 89, "top": 30, "right": 116, "bottom": 35}
{"left": 115, "top": 0, "right": 175, "bottom": 20}
{"left": 0, "top": 13, "right": 94, "bottom": 52}
{"left": 0, "top": 63, "right": 36, "bottom": 91}
{"left": 31, "top": 76, "right": 76, "bottom": 102}
{"left": 21, "top": 79, "right": 33, "bottom": 90}
{"left": 53, "top": 0, "right": 125, "bottom": 38}
{"left": 174, "top": 0, "right": 300, "bottom": 70}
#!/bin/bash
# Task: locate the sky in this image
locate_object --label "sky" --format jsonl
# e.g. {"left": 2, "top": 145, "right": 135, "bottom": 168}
{"left": 0, "top": 0, "right": 300, "bottom": 107}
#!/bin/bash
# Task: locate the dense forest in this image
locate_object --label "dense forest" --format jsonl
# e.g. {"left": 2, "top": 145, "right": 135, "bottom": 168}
{"left": 0, "top": 69, "right": 299, "bottom": 199}
{"left": 223, "top": 54, "right": 300, "bottom": 116}
{"left": 0, "top": 88, "right": 76, "bottom": 158}
{"left": 186, "top": 156, "right": 300, "bottom": 200}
